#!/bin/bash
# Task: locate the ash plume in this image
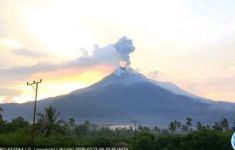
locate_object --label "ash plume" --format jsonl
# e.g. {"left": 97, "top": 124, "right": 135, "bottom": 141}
{"left": 114, "top": 36, "right": 135, "bottom": 66}
{"left": 1, "top": 36, "right": 136, "bottom": 80}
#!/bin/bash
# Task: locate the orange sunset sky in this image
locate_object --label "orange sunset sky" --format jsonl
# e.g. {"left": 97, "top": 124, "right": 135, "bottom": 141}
{"left": 0, "top": 0, "right": 235, "bottom": 103}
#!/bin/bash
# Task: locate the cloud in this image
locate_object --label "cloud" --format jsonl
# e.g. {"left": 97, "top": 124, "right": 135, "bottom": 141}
{"left": 77, "top": 36, "right": 135, "bottom": 67}
{"left": 114, "top": 36, "right": 135, "bottom": 65}
{"left": 1, "top": 63, "right": 58, "bottom": 76}
{"left": 2, "top": 96, "right": 14, "bottom": 104}
{"left": 175, "top": 76, "right": 235, "bottom": 101}
{"left": 77, "top": 44, "right": 119, "bottom": 67}
{"left": 0, "top": 36, "right": 135, "bottom": 79}
{"left": 228, "top": 66, "right": 235, "bottom": 73}
{"left": 0, "top": 38, "right": 52, "bottom": 71}
{"left": 12, "top": 48, "right": 47, "bottom": 57}
{"left": 0, "top": 45, "right": 116, "bottom": 78}
{"left": 0, "top": 88, "right": 21, "bottom": 97}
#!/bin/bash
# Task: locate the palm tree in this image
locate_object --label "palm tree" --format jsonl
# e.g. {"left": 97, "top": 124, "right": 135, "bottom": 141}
{"left": 220, "top": 118, "right": 229, "bottom": 132}
{"left": 170, "top": 120, "right": 181, "bottom": 134}
{"left": 168, "top": 122, "right": 176, "bottom": 134}
{"left": 37, "top": 105, "right": 65, "bottom": 137}
{"left": 174, "top": 120, "right": 181, "bottom": 130}
{"left": 68, "top": 118, "right": 75, "bottom": 129}
{"left": 186, "top": 117, "right": 192, "bottom": 131}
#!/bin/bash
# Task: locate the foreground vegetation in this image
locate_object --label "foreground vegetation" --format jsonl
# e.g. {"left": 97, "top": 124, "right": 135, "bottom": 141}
{"left": 0, "top": 105, "right": 234, "bottom": 149}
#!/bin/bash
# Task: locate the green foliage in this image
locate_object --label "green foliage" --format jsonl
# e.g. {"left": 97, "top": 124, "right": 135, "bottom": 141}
{"left": 154, "top": 130, "right": 233, "bottom": 150}
{"left": 186, "top": 117, "right": 192, "bottom": 129}
{"left": 213, "top": 122, "right": 223, "bottom": 131}
{"left": 0, "top": 117, "right": 30, "bottom": 133}
{"left": 0, "top": 129, "right": 31, "bottom": 146}
{"left": 75, "top": 124, "right": 89, "bottom": 136}
{"left": 74, "top": 121, "right": 90, "bottom": 136}
{"left": 91, "top": 137, "right": 113, "bottom": 148}
{"left": 35, "top": 136, "right": 76, "bottom": 146}
{"left": 138, "top": 125, "right": 150, "bottom": 133}
{"left": 168, "top": 121, "right": 176, "bottom": 134}
{"left": 67, "top": 117, "right": 75, "bottom": 129}
{"left": 155, "top": 135, "right": 183, "bottom": 150}
{"left": 135, "top": 133, "right": 155, "bottom": 150}
{"left": 37, "top": 105, "right": 65, "bottom": 137}
{"left": 180, "top": 130, "right": 233, "bottom": 150}
{"left": 196, "top": 122, "right": 203, "bottom": 131}
{"left": 0, "top": 106, "right": 233, "bottom": 149}
{"left": 10, "top": 116, "right": 29, "bottom": 130}
{"left": 220, "top": 118, "right": 229, "bottom": 132}
{"left": 0, "top": 119, "right": 6, "bottom": 133}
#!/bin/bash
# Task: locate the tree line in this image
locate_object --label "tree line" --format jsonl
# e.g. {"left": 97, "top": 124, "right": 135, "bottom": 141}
{"left": 0, "top": 105, "right": 234, "bottom": 149}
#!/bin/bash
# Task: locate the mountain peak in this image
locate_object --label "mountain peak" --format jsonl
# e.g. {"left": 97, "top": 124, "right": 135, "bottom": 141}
{"left": 111, "top": 67, "right": 148, "bottom": 83}
{"left": 70, "top": 67, "right": 148, "bottom": 94}
{"left": 113, "top": 67, "right": 132, "bottom": 76}
{"left": 113, "top": 67, "right": 137, "bottom": 75}
{"left": 72, "top": 67, "right": 210, "bottom": 103}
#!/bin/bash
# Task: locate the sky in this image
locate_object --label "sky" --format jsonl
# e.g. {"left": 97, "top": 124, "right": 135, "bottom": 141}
{"left": 0, "top": 0, "right": 235, "bottom": 103}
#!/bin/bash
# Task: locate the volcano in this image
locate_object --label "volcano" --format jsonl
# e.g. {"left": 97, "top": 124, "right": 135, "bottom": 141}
{"left": 2, "top": 68, "right": 235, "bottom": 126}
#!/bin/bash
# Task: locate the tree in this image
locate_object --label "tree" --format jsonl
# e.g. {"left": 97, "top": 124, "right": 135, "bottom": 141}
{"left": 10, "top": 116, "right": 29, "bottom": 131}
{"left": 168, "top": 122, "right": 176, "bottom": 134}
{"left": 205, "top": 124, "right": 211, "bottom": 129}
{"left": 37, "top": 105, "right": 65, "bottom": 137}
{"left": 181, "top": 130, "right": 230, "bottom": 150}
{"left": 0, "top": 118, "right": 6, "bottom": 133}
{"left": 139, "top": 126, "right": 150, "bottom": 133}
{"left": 196, "top": 122, "right": 203, "bottom": 131}
{"left": 212, "top": 122, "right": 222, "bottom": 131}
{"left": 168, "top": 120, "right": 182, "bottom": 134}
{"left": 136, "top": 134, "right": 155, "bottom": 150}
{"left": 220, "top": 118, "right": 229, "bottom": 132}
{"left": 75, "top": 121, "right": 91, "bottom": 136}
{"left": 67, "top": 118, "right": 75, "bottom": 129}
{"left": 154, "top": 126, "right": 160, "bottom": 135}
{"left": 182, "top": 124, "right": 188, "bottom": 132}
{"left": 84, "top": 120, "right": 91, "bottom": 127}
{"left": 182, "top": 118, "right": 193, "bottom": 133}
{"left": 75, "top": 124, "right": 89, "bottom": 136}
{"left": 63, "top": 118, "right": 76, "bottom": 136}
{"left": 186, "top": 117, "right": 192, "bottom": 131}
{"left": 174, "top": 120, "right": 181, "bottom": 133}
{"left": 161, "top": 129, "right": 170, "bottom": 136}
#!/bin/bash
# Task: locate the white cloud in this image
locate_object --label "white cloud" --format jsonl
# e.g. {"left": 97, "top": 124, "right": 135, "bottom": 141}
{"left": 0, "top": 88, "right": 21, "bottom": 97}
{"left": 12, "top": 48, "right": 48, "bottom": 57}
{"left": 0, "top": 0, "right": 235, "bottom": 102}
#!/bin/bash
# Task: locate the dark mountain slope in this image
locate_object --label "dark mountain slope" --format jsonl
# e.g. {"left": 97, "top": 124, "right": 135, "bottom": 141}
{"left": 2, "top": 68, "right": 235, "bottom": 126}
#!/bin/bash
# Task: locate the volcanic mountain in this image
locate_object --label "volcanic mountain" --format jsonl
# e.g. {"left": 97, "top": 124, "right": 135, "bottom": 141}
{"left": 2, "top": 67, "right": 235, "bottom": 126}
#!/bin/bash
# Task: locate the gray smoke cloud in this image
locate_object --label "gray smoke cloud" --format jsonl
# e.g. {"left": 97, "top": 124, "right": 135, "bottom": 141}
{"left": 0, "top": 36, "right": 136, "bottom": 83}
{"left": 114, "top": 36, "right": 135, "bottom": 65}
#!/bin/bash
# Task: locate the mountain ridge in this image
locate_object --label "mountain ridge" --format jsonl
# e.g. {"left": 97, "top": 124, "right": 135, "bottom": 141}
{"left": 1, "top": 67, "right": 235, "bottom": 126}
